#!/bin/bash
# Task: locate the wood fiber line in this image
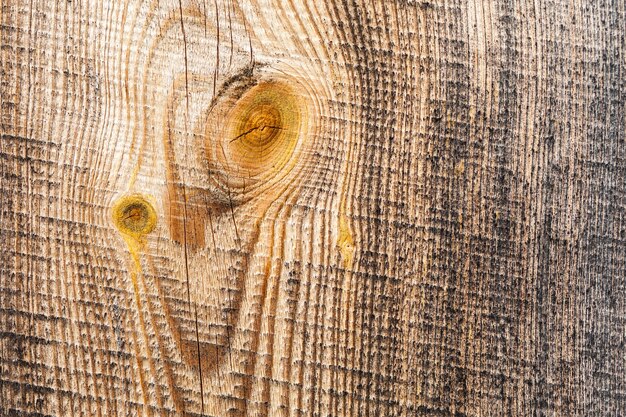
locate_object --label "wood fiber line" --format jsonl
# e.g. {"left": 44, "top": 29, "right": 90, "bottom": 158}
{"left": 1, "top": 0, "right": 626, "bottom": 417}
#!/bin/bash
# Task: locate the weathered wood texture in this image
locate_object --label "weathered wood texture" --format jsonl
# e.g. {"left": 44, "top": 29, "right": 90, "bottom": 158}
{"left": 1, "top": 0, "right": 625, "bottom": 416}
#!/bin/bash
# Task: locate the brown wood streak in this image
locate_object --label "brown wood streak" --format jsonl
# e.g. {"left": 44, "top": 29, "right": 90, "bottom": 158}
{"left": 143, "top": 5, "right": 240, "bottom": 414}
{"left": 2, "top": 0, "right": 626, "bottom": 416}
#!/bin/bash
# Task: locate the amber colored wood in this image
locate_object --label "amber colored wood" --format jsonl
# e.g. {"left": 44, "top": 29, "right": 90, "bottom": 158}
{"left": 1, "top": 0, "right": 625, "bottom": 416}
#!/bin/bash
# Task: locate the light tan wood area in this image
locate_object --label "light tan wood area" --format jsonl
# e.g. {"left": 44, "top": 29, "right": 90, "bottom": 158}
{"left": 1, "top": 1, "right": 625, "bottom": 416}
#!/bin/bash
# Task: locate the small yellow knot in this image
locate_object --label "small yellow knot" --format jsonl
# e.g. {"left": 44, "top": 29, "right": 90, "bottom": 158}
{"left": 112, "top": 195, "right": 157, "bottom": 241}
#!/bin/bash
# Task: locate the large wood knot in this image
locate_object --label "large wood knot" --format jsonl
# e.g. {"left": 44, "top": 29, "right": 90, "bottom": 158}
{"left": 204, "top": 79, "right": 308, "bottom": 204}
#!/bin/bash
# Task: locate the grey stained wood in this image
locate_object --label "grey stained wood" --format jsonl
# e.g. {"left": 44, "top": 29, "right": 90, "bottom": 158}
{"left": 1, "top": 0, "right": 625, "bottom": 416}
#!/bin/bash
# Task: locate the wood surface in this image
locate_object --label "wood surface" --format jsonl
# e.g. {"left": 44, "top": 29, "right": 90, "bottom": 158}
{"left": 1, "top": 0, "right": 625, "bottom": 416}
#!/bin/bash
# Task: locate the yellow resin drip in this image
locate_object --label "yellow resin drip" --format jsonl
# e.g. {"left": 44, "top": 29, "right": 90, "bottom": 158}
{"left": 111, "top": 194, "right": 157, "bottom": 397}
{"left": 338, "top": 213, "right": 355, "bottom": 268}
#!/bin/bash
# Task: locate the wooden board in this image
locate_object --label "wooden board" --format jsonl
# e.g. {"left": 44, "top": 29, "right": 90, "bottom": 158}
{"left": 1, "top": 0, "right": 625, "bottom": 415}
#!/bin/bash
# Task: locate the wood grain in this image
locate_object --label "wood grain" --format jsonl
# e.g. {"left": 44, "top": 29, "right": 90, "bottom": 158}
{"left": 1, "top": 0, "right": 625, "bottom": 416}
